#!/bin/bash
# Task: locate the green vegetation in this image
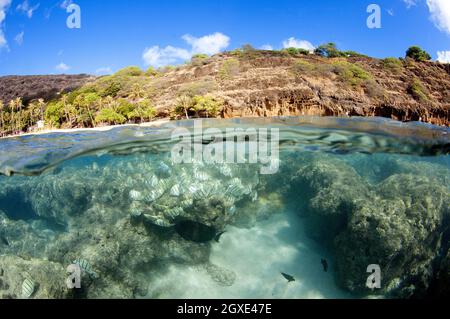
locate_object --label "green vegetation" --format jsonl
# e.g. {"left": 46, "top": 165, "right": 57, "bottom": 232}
{"left": 178, "top": 80, "right": 218, "bottom": 97}
{"left": 382, "top": 57, "right": 404, "bottom": 73}
{"left": 218, "top": 58, "right": 240, "bottom": 80}
{"left": 408, "top": 79, "right": 429, "bottom": 102}
{"left": 0, "top": 45, "right": 440, "bottom": 137}
{"left": 292, "top": 59, "right": 372, "bottom": 87}
{"left": 331, "top": 61, "right": 372, "bottom": 87}
{"left": 95, "top": 108, "right": 127, "bottom": 125}
{"left": 314, "top": 43, "right": 367, "bottom": 58}
{"left": 145, "top": 66, "right": 161, "bottom": 77}
{"left": 406, "top": 46, "right": 431, "bottom": 62}
{"left": 174, "top": 95, "right": 223, "bottom": 119}
{"left": 283, "top": 47, "right": 310, "bottom": 56}
{"left": 314, "top": 43, "right": 346, "bottom": 58}
{"left": 114, "top": 66, "right": 145, "bottom": 77}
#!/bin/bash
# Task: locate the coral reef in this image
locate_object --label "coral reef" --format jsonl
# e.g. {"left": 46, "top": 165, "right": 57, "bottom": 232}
{"left": 0, "top": 142, "right": 448, "bottom": 299}
{"left": 289, "top": 153, "right": 450, "bottom": 296}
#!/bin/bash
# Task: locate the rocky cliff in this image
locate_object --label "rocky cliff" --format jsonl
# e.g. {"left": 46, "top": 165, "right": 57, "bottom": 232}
{"left": 1, "top": 51, "right": 449, "bottom": 127}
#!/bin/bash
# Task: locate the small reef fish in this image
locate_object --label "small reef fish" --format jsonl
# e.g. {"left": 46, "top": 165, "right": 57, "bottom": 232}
{"left": 214, "top": 231, "right": 226, "bottom": 243}
{"left": 21, "top": 278, "right": 36, "bottom": 299}
{"left": 321, "top": 259, "right": 329, "bottom": 272}
{"left": 281, "top": 272, "right": 295, "bottom": 283}
{"left": 0, "top": 235, "right": 9, "bottom": 246}
{"left": 73, "top": 258, "right": 98, "bottom": 279}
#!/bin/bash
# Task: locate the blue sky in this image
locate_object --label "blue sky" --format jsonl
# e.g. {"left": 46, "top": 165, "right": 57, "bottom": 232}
{"left": 0, "top": 0, "right": 449, "bottom": 75}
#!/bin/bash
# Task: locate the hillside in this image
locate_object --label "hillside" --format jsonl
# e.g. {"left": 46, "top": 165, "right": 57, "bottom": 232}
{"left": 0, "top": 48, "right": 449, "bottom": 136}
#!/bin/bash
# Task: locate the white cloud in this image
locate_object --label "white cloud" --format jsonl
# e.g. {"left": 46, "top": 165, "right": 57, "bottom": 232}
{"left": 14, "top": 31, "right": 24, "bottom": 45}
{"left": 0, "top": 0, "right": 12, "bottom": 49}
{"left": 403, "top": 0, "right": 417, "bottom": 9}
{"left": 95, "top": 67, "right": 113, "bottom": 75}
{"left": 437, "top": 51, "right": 450, "bottom": 63}
{"left": 260, "top": 44, "right": 274, "bottom": 50}
{"left": 142, "top": 32, "right": 230, "bottom": 67}
{"left": 143, "top": 45, "right": 191, "bottom": 67}
{"left": 16, "top": 0, "right": 40, "bottom": 18}
{"left": 282, "top": 37, "right": 315, "bottom": 51}
{"left": 55, "top": 62, "right": 70, "bottom": 72}
{"left": 426, "top": 0, "right": 450, "bottom": 35}
{"left": 387, "top": 9, "right": 395, "bottom": 16}
{"left": 181, "top": 32, "right": 230, "bottom": 55}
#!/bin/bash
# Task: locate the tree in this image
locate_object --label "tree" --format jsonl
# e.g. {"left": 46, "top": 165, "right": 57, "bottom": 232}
{"left": 406, "top": 46, "right": 431, "bottom": 62}
{"left": 128, "top": 83, "right": 146, "bottom": 101}
{"left": 175, "top": 95, "right": 193, "bottom": 119}
{"left": 37, "top": 99, "right": 46, "bottom": 121}
{"left": 73, "top": 93, "right": 101, "bottom": 127}
{"left": 314, "top": 43, "right": 346, "bottom": 58}
{"left": 129, "top": 98, "right": 156, "bottom": 123}
{"left": 95, "top": 108, "right": 126, "bottom": 125}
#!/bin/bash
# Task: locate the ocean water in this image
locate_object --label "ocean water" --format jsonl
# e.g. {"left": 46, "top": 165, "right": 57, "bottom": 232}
{"left": 0, "top": 117, "right": 448, "bottom": 299}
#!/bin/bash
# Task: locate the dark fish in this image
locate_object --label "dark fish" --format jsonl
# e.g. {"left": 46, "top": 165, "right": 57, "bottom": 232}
{"left": 214, "top": 231, "right": 226, "bottom": 243}
{"left": 0, "top": 235, "right": 9, "bottom": 246}
{"left": 321, "top": 259, "right": 328, "bottom": 272}
{"left": 281, "top": 272, "right": 295, "bottom": 283}
{"left": 174, "top": 220, "right": 217, "bottom": 243}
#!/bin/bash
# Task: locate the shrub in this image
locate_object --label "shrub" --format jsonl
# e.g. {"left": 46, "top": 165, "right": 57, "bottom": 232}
{"left": 314, "top": 43, "right": 347, "bottom": 58}
{"left": 406, "top": 46, "right": 431, "bottom": 62}
{"left": 174, "top": 95, "right": 223, "bottom": 118}
{"left": 408, "top": 79, "right": 429, "bottom": 102}
{"left": 145, "top": 66, "right": 160, "bottom": 77}
{"left": 101, "top": 81, "right": 122, "bottom": 97}
{"left": 228, "top": 48, "right": 243, "bottom": 57}
{"left": 332, "top": 61, "right": 372, "bottom": 87}
{"left": 95, "top": 108, "right": 127, "bottom": 125}
{"left": 191, "top": 54, "right": 210, "bottom": 67}
{"left": 292, "top": 60, "right": 315, "bottom": 75}
{"left": 115, "top": 66, "right": 144, "bottom": 77}
{"left": 218, "top": 58, "right": 240, "bottom": 80}
{"left": 191, "top": 95, "right": 223, "bottom": 118}
{"left": 178, "top": 80, "right": 217, "bottom": 97}
{"left": 382, "top": 57, "right": 403, "bottom": 72}
{"left": 283, "top": 47, "right": 310, "bottom": 56}
{"left": 363, "top": 79, "right": 385, "bottom": 99}
{"left": 343, "top": 51, "right": 368, "bottom": 58}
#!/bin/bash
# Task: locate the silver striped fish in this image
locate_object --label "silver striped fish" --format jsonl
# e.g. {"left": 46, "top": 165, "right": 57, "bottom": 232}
{"left": 21, "top": 278, "right": 36, "bottom": 299}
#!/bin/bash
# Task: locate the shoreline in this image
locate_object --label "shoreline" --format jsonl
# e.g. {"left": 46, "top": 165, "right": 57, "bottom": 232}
{"left": 0, "top": 118, "right": 172, "bottom": 139}
{"left": 1, "top": 114, "right": 449, "bottom": 140}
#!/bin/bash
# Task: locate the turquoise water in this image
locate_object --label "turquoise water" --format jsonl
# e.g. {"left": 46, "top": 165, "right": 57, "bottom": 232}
{"left": 0, "top": 117, "right": 448, "bottom": 299}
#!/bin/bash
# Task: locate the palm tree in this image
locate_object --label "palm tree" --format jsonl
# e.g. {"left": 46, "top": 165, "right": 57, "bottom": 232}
{"left": 61, "top": 94, "right": 71, "bottom": 124}
{"left": 8, "top": 100, "right": 16, "bottom": 133}
{"left": 37, "top": 98, "right": 46, "bottom": 120}
{"left": 175, "top": 95, "right": 193, "bottom": 119}
{"left": 14, "top": 98, "right": 23, "bottom": 133}
{"left": 129, "top": 83, "right": 146, "bottom": 101}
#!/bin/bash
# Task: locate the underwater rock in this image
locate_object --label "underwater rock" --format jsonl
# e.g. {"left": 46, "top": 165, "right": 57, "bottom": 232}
{"left": 156, "top": 162, "right": 172, "bottom": 179}
{"left": 0, "top": 256, "right": 68, "bottom": 299}
{"left": 174, "top": 220, "right": 218, "bottom": 243}
{"left": 204, "top": 263, "right": 237, "bottom": 287}
{"left": 289, "top": 154, "right": 371, "bottom": 244}
{"left": 334, "top": 174, "right": 449, "bottom": 295}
